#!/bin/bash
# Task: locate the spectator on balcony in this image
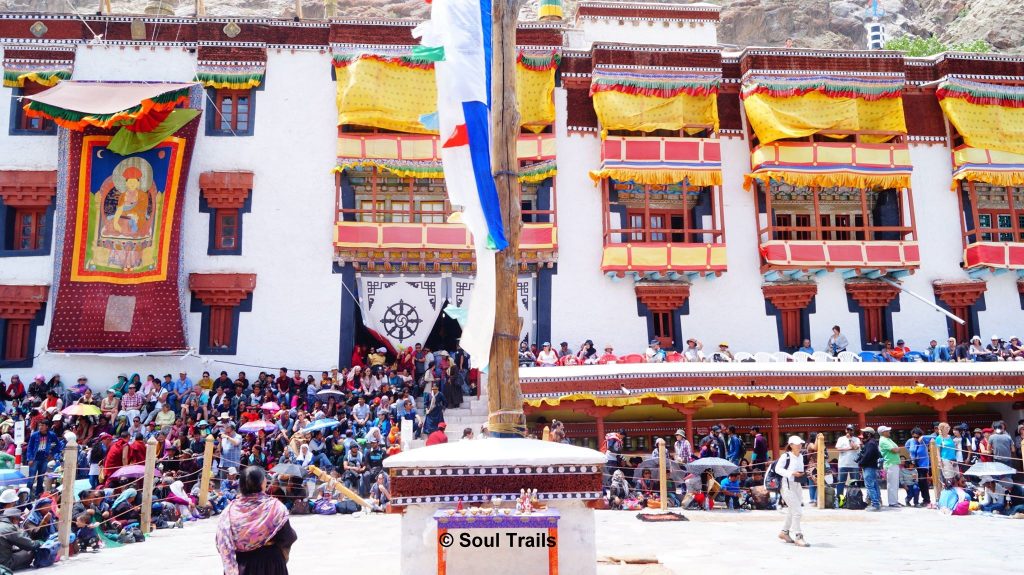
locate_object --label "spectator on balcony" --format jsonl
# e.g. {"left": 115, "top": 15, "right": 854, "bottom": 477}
{"left": 1007, "top": 337, "right": 1024, "bottom": 360}
{"left": 683, "top": 339, "right": 705, "bottom": 363}
{"left": 881, "top": 340, "right": 909, "bottom": 362}
{"left": 712, "top": 342, "right": 734, "bottom": 363}
{"left": 518, "top": 342, "right": 537, "bottom": 367}
{"left": 577, "top": 340, "right": 598, "bottom": 365}
{"left": 536, "top": 343, "right": 558, "bottom": 367}
{"left": 645, "top": 340, "right": 666, "bottom": 363}
{"left": 598, "top": 345, "right": 618, "bottom": 364}
{"left": 926, "top": 339, "right": 948, "bottom": 362}
{"left": 969, "top": 336, "right": 997, "bottom": 362}
{"left": 797, "top": 339, "right": 814, "bottom": 354}
{"left": 986, "top": 336, "right": 1010, "bottom": 361}
{"left": 557, "top": 342, "right": 572, "bottom": 359}
{"left": 826, "top": 325, "right": 848, "bottom": 357}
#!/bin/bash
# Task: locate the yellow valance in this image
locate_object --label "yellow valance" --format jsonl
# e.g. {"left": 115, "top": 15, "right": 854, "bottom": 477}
{"left": 938, "top": 78, "right": 1024, "bottom": 156}
{"left": 592, "top": 91, "right": 719, "bottom": 135}
{"left": 741, "top": 76, "right": 906, "bottom": 145}
{"left": 951, "top": 145, "right": 1024, "bottom": 189}
{"left": 334, "top": 54, "right": 555, "bottom": 134}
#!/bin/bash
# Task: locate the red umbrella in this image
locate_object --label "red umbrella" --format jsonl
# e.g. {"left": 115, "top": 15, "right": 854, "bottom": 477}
{"left": 260, "top": 401, "right": 281, "bottom": 412}
{"left": 110, "top": 464, "right": 162, "bottom": 480}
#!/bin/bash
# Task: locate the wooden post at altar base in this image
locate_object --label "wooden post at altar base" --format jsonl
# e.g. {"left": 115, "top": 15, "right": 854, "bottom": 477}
{"left": 57, "top": 435, "right": 79, "bottom": 559}
{"left": 140, "top": 438, "right": 158, "bottom": 534}
{"left": 928, "top": 439, "right": 942, "bottom": 503}
{"left": 657, "top": 438, "right": 667, "bottom": 510}
{"left": 815, "top": 433, "right": 826, "bottom": 509}
{"left": 198, "top": 434, "right": 215, "bottom": 508}
{"left": 486, "top": 0, "right": 527, "bottom": 438}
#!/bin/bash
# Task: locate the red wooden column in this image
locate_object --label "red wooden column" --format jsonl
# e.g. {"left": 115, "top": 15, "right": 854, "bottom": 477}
{"left": 845, "top": 281, "right": 901, "bottom": 345}
{"left": 634, "top": 284, "right": 690, "bottom": 348}
{"left": 933, "top": 280, "right": 987, "bottom": 342}
{"left": 761, "top": 282, "right": 817, "bottom": 350}
{"left": 189, "top": 274, "right": 257, "bottom": 351}
{"left": 579, "top": 406, "right": 618, "bottom": 451}
{"left": 0, "top": 285, "right": 49, "bottom": 361}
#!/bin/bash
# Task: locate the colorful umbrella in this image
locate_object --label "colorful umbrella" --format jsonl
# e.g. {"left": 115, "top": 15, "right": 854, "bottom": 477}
{"left": 239, "top": 421, "right": 277, "bottom": 434}
{"left": 61, "top": 403, "right": 101, "bottom": 417}
{"left": 110, "top": 465, "right": 161, "bottom": 480}
{"left": 260, "top": 402, "right": 281, "bottom": 412}
{"left": 302, "top": 418, "right": 341, "bottom": 434}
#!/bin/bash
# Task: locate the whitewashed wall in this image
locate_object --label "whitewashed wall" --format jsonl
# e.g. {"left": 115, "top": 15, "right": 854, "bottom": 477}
{"left": 5, "top": 46, "right": 1024, "bottom": 386}
{"left": 0, "top": 47, "right": 343, "bottom": 384}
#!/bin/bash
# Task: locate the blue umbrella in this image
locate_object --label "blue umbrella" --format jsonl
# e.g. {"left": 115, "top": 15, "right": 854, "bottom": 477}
{"left": 0, "top": 469, "right": 26, "bottom": 487}
{"left": 303, "top": 418, "right": 341, "bottom": 434}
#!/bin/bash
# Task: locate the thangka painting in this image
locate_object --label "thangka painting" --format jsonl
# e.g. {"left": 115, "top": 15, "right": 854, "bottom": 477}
{"left": 47, "top": 117, "right": 200, "bottom": 352}
{"left": 71, "top": 136, "right": 183, "bottom": 283}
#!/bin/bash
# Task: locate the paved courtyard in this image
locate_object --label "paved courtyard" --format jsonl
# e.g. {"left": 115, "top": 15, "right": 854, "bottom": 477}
{"left": 58, "top": 506, "right": 1020, "bottom": 575}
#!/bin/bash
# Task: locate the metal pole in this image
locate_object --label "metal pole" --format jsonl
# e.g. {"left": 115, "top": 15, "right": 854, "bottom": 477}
{"left": 880, "top": 277, "right": 965, "bottom": 325}
{"left": 657, "top": 438, "right": 667, "bottom": 510}
{"left": 140, "top": 438, "right": 158, "bottom": 534}
{"left": 815, "top": 433, "right": 826, "bottom": 509}
{"left": 198, "top": 434, "right": 215, "bottom": 508}
{"left": 57, "top": 435, "right": 79, "bottom": 558}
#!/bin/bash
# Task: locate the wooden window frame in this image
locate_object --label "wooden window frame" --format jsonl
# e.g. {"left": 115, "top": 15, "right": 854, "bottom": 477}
{"left": 206, "top": 88, "right": 256, "bottom": 137}
{"left": 213, "top": 208, "right": 240, "bottom": 252}
{"left": 760, "top": 185, "right": 914, "bottom": 243}
{"left": 12, "top": 207, "right": 46, "bottom": 251}
{"left": 961, "top": 182, "right": 1024, "bottom": 245}
{"left": 605, "top": 182, "right": 724, "bottom": 246}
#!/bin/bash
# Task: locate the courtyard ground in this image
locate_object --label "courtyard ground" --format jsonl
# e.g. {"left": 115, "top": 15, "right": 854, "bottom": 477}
{"left": 57, "top": 505, "right": 1020, "bottom": 574}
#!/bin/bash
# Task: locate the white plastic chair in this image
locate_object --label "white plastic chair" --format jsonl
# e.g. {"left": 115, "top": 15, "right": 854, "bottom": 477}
{"left": 773, "top": 352, "right": 794, "bottom": 362}
{"left": 837, "top": 351, "right": 860, "bottom": 363}
{"left": 753, "top": 352, "right": 774, "bottom": 363}
{"left": 811, "top": 351, "right": 831, "bottom": 363}
{"left": 734, "top": 352, "right": 754, "bottom": 362}
{"left": 791, "top": 351, "right": 811, "bottom": 362}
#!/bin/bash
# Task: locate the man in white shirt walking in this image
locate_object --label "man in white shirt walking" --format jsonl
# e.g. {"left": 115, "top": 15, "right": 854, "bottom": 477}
{"left": 776, "top": 435, "right": 809, "bottom": 547}
{"left": 834, "top": 424, "right": 861, "bottom": 503}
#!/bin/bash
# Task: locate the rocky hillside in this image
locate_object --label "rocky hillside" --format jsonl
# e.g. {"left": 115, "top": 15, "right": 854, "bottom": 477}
{"left": 1, "top": 0, "right": 1021, "bottom": 52}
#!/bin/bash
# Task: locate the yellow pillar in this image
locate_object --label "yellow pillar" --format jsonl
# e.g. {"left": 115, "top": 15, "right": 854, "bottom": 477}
{"left": 140, "top": 438, "right": 158, "bottom": 534}
{"left": 657, "top": 438, "right": 667, "bottom": 510}
{"left": 815, "top": 433, "right": 826, "bottom": 509}
{"left": 198, "top": 434, "right": 215, "bottom": 508}
{"left": 57, "top": 435, "right": 79, "bottom": 558}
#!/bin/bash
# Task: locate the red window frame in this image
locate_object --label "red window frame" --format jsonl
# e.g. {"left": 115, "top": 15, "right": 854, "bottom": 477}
{"left": 208, "top": 306, "right": 234, "bottom": 349}
{"left": 213, "top": 89, "right": 252, "bottom": 134}
{"left": 214, "top": 208, "right": 240, "bottom": 251}
{"left": 651, "top": 311, "right": 674, "bottom": 348}
{"left": 13, "top": 207, "right": 46, "bottom": 251}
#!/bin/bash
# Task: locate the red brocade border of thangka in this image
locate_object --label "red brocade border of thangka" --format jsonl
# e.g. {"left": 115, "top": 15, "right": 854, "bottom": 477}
{"left": 46, "top": 116, "right": 201, "bottom": 353}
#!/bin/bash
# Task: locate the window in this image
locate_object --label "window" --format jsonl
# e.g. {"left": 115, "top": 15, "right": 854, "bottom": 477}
{"left": 213, "top": 209, "right": 239, "bottom": 251}
{"left": 12, "top": 208, "right": 46, "bottom": 251}
{"left": 9, "top": 81, "right": 56, "bottom": 135}
{"left": 206, "top": 88, "right": 255, "bottom": 136}
{"left": 762, "top": 183, "right": 907, "bottom": 244}
{"left": 419, "top": 201, "right": 446, "bottom": 224}
{"left": 651, "top": 311, "right": 674, "bottom": 348}
{"left": 608, "top": 181, "right": 720, "bottom": 246}
{"left": 360, "top": 200, "right": 384, "bottom": 222}
{"left": 390, "top": 201, "right": 411, "bottom": 223}
{"left": 963, "top": 183, "right": 1024, "bottom": 244}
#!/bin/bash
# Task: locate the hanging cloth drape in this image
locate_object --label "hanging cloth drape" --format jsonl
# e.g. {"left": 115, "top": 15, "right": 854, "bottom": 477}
{"left": 589, "top": 69, "right": 720, "bottom": 135}
{"left": 21, "top": 81, "right": 194, "bottom": 131}
{"left": 741, "top": 75, "right": 906, "bottom": 145}
{"left": 938, "top": 77, "right": 1024, "bottom": 170}
{"left": 194, "top": 61, "right": 266, "bottom": 90}
{"left": 332, "top": 47, "right": 558, "bottom": 134}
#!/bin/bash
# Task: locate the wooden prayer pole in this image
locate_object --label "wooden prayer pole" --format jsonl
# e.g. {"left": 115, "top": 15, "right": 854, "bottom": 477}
{"left": 198, "top": 434, "right": 215, "bottom": 508}
{"left": 542, "top": 426, "right": 551, "bottom": 441}
{"left": 815, "top": 433, "right": 826, "bottom": 509}
{"left": 487, "top": 0, "right": 526, "bottom": 438}
{"left": 308, "top": 465, "right": 373, "bottom": 509}
{"left": 657, "top": 438, "right": 667, "bottom": 510}
{"left": 928, "top": 440, "right": 942, "bottom": 503}
{"left": 140, "top": 438, "right": 158, "bottom": 534}
{"left": 57, "top": 436, "right": 79, "bottom": 558}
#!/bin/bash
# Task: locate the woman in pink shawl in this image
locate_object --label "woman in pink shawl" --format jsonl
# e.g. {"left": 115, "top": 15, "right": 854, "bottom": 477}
{"left": 216, "top": 466, "right": 297, "bottom": 575}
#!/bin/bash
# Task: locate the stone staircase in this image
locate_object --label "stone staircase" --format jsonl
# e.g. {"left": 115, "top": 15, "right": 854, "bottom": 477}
{"left": 408, "top": 392, "right": 490, "bottom": 448}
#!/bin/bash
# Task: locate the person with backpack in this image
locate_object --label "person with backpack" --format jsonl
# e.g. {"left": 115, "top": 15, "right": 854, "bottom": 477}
{"left": 858, "top": 427, "right": 883, "bottom": 511}
{"left": 773, "top": 436, "right": 809, "bottom": 547}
